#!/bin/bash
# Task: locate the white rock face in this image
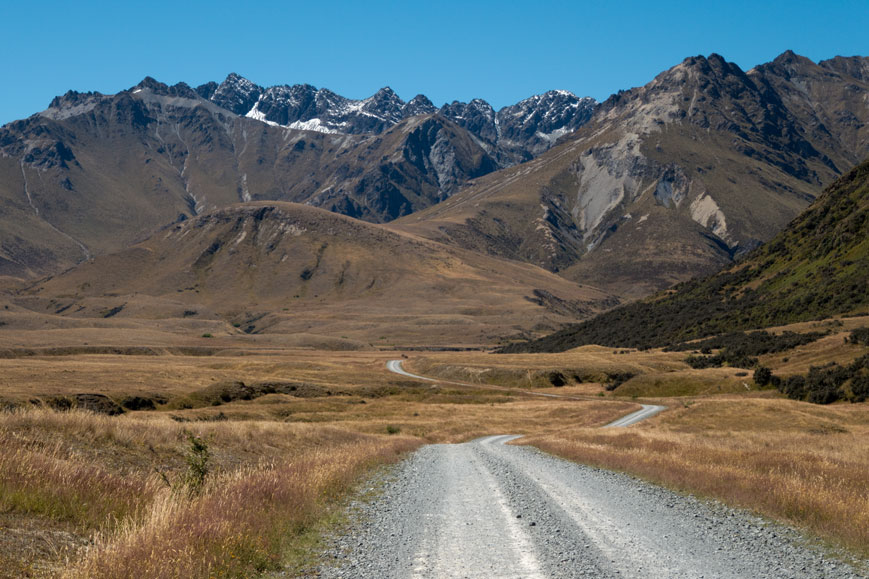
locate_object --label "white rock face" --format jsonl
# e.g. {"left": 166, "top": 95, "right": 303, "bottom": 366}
{"left": 690, "top": 193, "right": 729, "bottom": 241}
{"left": 571, "top": 133, "right": 649, "bottom": 246}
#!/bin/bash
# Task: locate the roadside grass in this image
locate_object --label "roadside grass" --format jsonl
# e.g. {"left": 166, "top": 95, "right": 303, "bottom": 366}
{"left": 0, "top": 407, "right": 420, "bottom": 577}
{"left": 69, "top": 435, "right": 418, "bottom": 578}
{"left": 517, "top": 397, "right": 869, "bottom": 558}
{"left": 0, "top": 359, "right": 629, "bottom": 577}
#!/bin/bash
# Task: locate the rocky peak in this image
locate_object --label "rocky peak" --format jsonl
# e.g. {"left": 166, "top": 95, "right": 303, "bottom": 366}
{"left": 402, "top": 94, "right": 437, "bottom": 117}
{"left": 134, "top": 76, "right": 169, "bottom": 94}
{"left": 313, "top": 88, "right": 349, "bottom": 112}
{"left": 752, "top": 50, "right": 823, "bottom": 83}
{"left": 48, "top": 89, "right": 104, "bottom": 110}
{"left": 497, "top": 90, "right": 596, "bottom": 143}
{"left": 677, "top": 53, "right": 752, "bottom": 85}
{"left": 439, "top": 99, "right": 498, "bottom": 143}
{"left": 194, "top": 81, "right": 218, "bottom": 100}
{"left": 361, "top": 86, "right": 406, "bottom": 123}
{"left": 252, "top": 84, "right": 320, "bottom": 125}
{"left": 210, "top": 73, "right": 263, "bottom": 115}
{"left": 819, "top": 55, "right": 869, "bottom": 82}
{"left": 130, "top": 78, "right": 199, "bottom": 99}
{"left": 772, "top": 49, "right": 814, "bottom": 68}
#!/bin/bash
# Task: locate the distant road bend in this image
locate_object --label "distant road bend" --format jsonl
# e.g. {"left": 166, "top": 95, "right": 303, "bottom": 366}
{"left": 385, "top": 359, "right": 665, "bottom": 428}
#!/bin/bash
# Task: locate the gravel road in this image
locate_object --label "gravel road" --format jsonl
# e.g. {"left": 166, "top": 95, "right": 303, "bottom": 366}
{"left": 384, "top": 360, "right": 668, "bottom": 420}
{"left": 315, "top": 435, "right": 864, "bottom": 578}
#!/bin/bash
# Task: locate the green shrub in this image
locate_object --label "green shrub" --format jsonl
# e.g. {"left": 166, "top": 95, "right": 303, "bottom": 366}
{"left": 183, "top": 433, "right": 210, "bottom": 495}
{"left": 754, "top": 366, "right": 772, "bottom": 386}
{"left": 604, "top": 372, "right": 636, "bottom": 391}
{"left": 847, "top": 327, "right": 869, "bottom": 346}
{"left": 775, "top": 354, "right": 869, "bottom": 404}
{"left": 684, "top": 351, "right": 758, "bottom": 369}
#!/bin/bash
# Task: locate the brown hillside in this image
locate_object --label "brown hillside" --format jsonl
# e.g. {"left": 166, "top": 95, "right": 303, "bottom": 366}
{"left": 18, "top": 203, "right": 615, "bottom": 346}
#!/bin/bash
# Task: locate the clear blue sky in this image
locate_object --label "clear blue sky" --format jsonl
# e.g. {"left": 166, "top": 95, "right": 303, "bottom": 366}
{"left": 1, "top": 0, "right": 866, "bottom": 125}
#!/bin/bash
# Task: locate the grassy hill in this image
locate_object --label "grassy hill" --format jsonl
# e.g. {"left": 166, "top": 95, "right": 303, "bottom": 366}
{"left": 503, "top": 157, "right": 869, "bottom": 352}
{"left": 15, "top": 202, "right": 615, "bottom": 347}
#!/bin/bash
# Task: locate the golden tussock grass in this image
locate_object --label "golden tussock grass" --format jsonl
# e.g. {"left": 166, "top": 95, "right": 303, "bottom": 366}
{"left": 0, "top": 369, "right": 629, "bottom": 577}
{"left": 0, "top": 407, "right": 419, "bottom": 577}
{"left": 68, "top": 436, "right": 418, "bottom": 578}
{"left": 1, "top": 341, "right": 866, "bottom": 574}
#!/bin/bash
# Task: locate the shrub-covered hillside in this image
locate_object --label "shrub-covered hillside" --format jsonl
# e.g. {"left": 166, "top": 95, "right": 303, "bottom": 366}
{"left": 504, "top": 158, "right": 869, "bottom": 352}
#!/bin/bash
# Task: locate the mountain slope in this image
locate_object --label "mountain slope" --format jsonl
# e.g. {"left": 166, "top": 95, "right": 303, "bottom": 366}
{"left": 0, "top": 75, "right": 599, "bottom": 280}
{"left": 17, "top": 203, "right": 616, "bottom": 346}
{"left": 502, "top": 157, "right": 869, "bottom": 352}
{"left": 0, "top": 80, "right": 499, "bottom": 277}
{"left": 396, "top": 52, "right": 869, "bottom": 298}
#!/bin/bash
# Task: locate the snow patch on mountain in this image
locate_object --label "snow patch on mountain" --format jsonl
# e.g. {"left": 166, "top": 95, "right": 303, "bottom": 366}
{"left": 287, "top": 118, "right": 339, "bottom": 134}
{"left": 245, "top": 104, "right": 280, "bottom": 127}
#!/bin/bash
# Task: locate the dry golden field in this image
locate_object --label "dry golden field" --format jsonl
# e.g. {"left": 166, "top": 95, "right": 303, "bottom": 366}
{"left": 0, "top": 318, "right": 866, "bottom": 576}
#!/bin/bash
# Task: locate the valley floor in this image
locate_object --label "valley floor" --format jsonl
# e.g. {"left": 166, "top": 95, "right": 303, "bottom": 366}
{"left": 0, "top": 318, "right": 866, "bottom": 576}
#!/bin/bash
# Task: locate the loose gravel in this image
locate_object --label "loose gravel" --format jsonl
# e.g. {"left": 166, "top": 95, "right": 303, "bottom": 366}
{"left": 314, "top": 436, "right": 867, "bottom": 578}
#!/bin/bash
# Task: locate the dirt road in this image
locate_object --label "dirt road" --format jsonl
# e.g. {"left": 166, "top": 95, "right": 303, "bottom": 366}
{"left": 316, "top": 435, "right": 863, "bottom": 578}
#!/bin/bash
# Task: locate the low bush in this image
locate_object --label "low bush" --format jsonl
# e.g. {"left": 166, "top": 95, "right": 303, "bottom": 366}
{"left": 684, "top": 351, "right": 758, "bottom": 369}
{"left": 846, "top": 327, "right": 869, "bottom": 346}
{"left": 754, "top": 366, "right": 772, "bottom": 386}
{"left": 604, "top": 372, "right": 636, "bottom": 391}
{"left": 773, "top": 354, "right": 869, "bottom": 404}
{"left": 669, "top": 330, "right": 825, "bottom": 356}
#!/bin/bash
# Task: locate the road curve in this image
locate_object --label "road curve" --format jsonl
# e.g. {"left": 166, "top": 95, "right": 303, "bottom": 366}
{"left": 601, "top": 404, "right": 666, "bottom": 427}
{"left": 386, "top": 359, "right": 438, "bottom": 381}
{"left": 317, "top": 436, "right": 859, "bottom": 578}
{"left": 386, "top": 359, "right": 666, "bottom": 428}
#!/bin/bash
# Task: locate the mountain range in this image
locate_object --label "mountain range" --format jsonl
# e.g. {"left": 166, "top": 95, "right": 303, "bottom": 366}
{"left": 198, "top": 73, "right": 596, "bottom": 163}
{"left": 0, "top": 77, "right": 595, "bottom": 278}
{"left": 0, "top": 51, "right": 867, "bottom": 343}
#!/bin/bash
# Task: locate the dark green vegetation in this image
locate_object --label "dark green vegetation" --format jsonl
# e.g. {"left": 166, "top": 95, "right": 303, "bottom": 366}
{"left": 847, "top": 327, "right": 869, "bottom": 346}
{"left": 770, "top": 354, "right": 869, "bottom": 404}
{"left": 756, "top": 328, "right": 869, "bottom": 404}
{"left": 503, "top": 159, "right": 869, "bottom": 353}
{"left": 666, "top": 330, "right": 826, "bottom": 354}
{"left": 675, "top": 330, "right": 825, "bottom": 369}
{"left": 685, "top": 351, "right": 759, "bottom": 370}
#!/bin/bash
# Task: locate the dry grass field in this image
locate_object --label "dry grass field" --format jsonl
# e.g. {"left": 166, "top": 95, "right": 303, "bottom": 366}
{"left": 0, "top": 334, "right": 633, "bottom": 577}
{"left": 518, "top": 400, "right": 869, "bottom": 560}
{"left": 0, "top": 317, "right": 866, "bottom": 576}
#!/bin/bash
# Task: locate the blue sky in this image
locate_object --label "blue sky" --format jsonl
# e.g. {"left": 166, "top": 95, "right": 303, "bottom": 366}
{"left": 1, "top": 0, "right": 866, "bottom": 125}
